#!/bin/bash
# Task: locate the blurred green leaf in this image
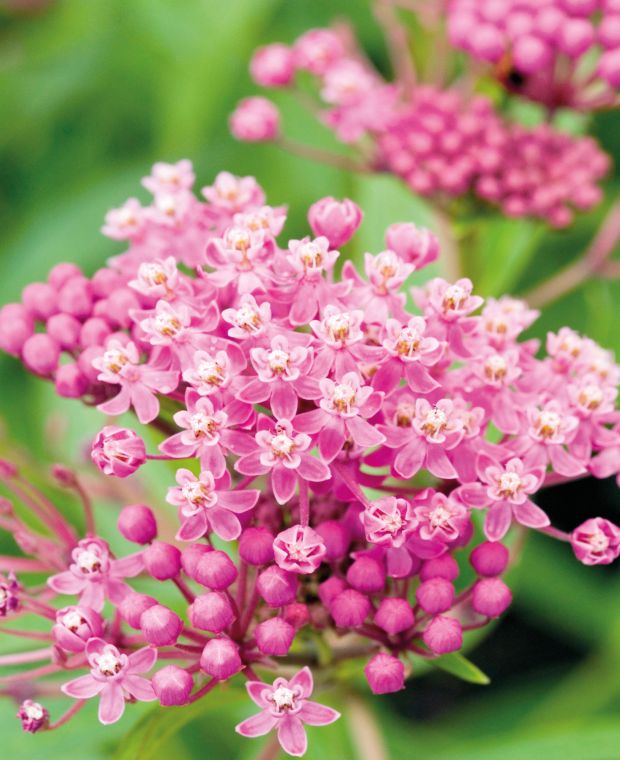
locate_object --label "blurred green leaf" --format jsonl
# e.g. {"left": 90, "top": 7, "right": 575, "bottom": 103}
{"left": 429, "top": 652, "right": 491, "bottom": 686}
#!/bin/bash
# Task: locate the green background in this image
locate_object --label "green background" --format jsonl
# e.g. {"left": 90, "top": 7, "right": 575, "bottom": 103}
{"left": 0, "top": 1, "right": 619, "bottom": 758}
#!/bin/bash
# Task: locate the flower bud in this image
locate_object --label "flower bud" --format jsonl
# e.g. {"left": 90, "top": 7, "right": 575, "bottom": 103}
{"left": 330, "top": 589, "right": 371, "bottom": 628}
{"left": 143, "top": 541, "right": 181, "bottom": 580}
{"left": 22, "top": 282, "right": 58, "bottom": 321}
{"left": 140, "top": 604, "right": 183, "bottom": 646}
{"left": 52, "top": 606, "right": 104, "bottom": 653}
{"left": 239, "top": 527, "right": 274, "bottom": 566}
{"left": 0, "top": 304, "right": 33, "bottom": 356}
{"left": 189, "top": 592, "right": 235, "bottom": 633}
{"left": 200, "top": 638, "right": 243, "bottom": 679}
{"left": 255, "top": 617, "right": 296, "bottom": 656}
{"left": 308, "top": 197, "right": 362, "bottom": 248}
{"left": 80, "top": 317, "right": 111, "bottom": 347}
{"left": 374, "top": 598, "right": 414, "bottom": 635}
{"left": 230, "top": 97, "right": 280, "bottom": 142}
{"left": 318, "top": 576, "right": 347, "bottom": 607}
{"left": 470, "top": 541, "right": 509, "bottom": 577}
{"left": 91, "top": 426, "right": 146, "bottom": 478}
{"left": 364, "top": 653, "right": 405, "bottom": 694}
{"left": 250, "top": 43, "right": 295, "bottom": 87}
{"left": 346, "top": 556, "right": 385, "bottom": 594}
{"left": 256, "top": 566, "right": 298, "bottom": 607}
{"left": 422, "top": 615, "right": 463, "bottom": 654}
{"left": 420, "top": 554, "right": 459, "bottom": 582}
{"left": 55, "top": 363, "right": 89, "bottom": 398}
{"left": 17, "top": 700, "right": 49, "bottom": 733}
{"left": 57, "top": 275, "right": 93, "bottom": 319}
{"left": 384, "top": 222, "right": 439, "bottom": 269}
{"left": 193, "top": 550, "right": 238, "bottom": 590}
{"left": 181, "top": 543, "right": 212, "bottom": 578}
{"left": 22, "top": 333, "right": 60, "bottom": 376}
{"left": 315, "top": 520, "right": 350, "bottom": 561}
{"left": 48, "top": 262, "right": 81, "bottom": 289}
{"left": 415, "top": 578, "right": 455, "bottom": 614}
{"left": 153, "top": 665, "right": 193, "bottom": 706}
{"left": 283, "top": 602, "right": 310, "bottom": 629}
{"left": 118, "top": 504, "right": 157, "bottom": 545}
{"left": 118, "top": 592, "right": 158, "bottom": 629}
{"left": 571, "top": 517, "right": 620, "bottom": 565}
{"left": 472, "top": 578, "right": 512, "bottom": 618}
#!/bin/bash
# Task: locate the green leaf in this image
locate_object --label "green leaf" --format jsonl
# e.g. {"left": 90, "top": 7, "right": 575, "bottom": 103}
{"left": 429, "top": 652, "right": 491, "bottom": 685}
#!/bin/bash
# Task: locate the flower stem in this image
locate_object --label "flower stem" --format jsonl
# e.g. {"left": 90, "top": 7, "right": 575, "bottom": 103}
{"left": 47, "top": 699, "right": 85, "bottom": 731}
{"left": 276, "top": 137, "right": 371, "bottom": 174}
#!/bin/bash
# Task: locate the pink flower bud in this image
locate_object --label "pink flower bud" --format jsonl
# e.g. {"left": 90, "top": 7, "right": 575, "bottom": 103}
{"left": 558, "top": 18, "right": 595, "bottom": 57}
{"left": 250, "top": 43, "right": 295, "bottom": 87}
{"left": 91, "top": 426, "right": 146, "bottom": 478}
{"left": 22, "top": 282, "right": 58, "bottom": 320}
{"left": 118, "top": 504, "right": 157, "bottom": 545}
{"left": 78, "top": 346, "right": 104, "bottom": 382}
{"left": 143, "top": 541, "right": 181, "bottom": 580}
{"left": 330, "top": 589, "right": 371, "bottom": 628}
{"left": 255, "top": 617, "right": 296, "bottom": 656}
{"left": 189, "top": 592, "right": 235, "bottom": 633}
{"left": 308, "top": 197, "right": 363, "bottom": 248}
{"left": 0, "top": 304, "right": 33, "bottom": 356}
{"left": 193, "top": 550, "right": 238, "bottom": 590}
{"left": 512, "top": 35, "right": 552, "bottom": 74}
{"left": 230, "top": 97, "right": 280, "bottom": 142}
{"left": 52, "top": 606, "right": 104, "bottom": 653}
{"left": 118, "top": 592, "right": 158, "bottom": 629}
{"left": 315, "top": 520, "right": 350, "bottom": 561}
{"left": 416, "top": 578, "right": 455, "bottom": 614}
{"left": 273, "top": 524, "right": 326, "bottom": 574}
{"left": 472, "top": 578, "right": 512, "bottom": 618}
{"left": 384, "top": 222, "right": 439, "bottom": 269}
{"left": 374, "top": 597, "right": 414, "bottom": 635}
{"left": 153, "top": 665, "right": 193, "bottom": 706}
{"left": 283, "top": 602, "right": 310, "bottom": 629}
{"left": 200, "top": 638, "right": 243, "bottom": 679}
{"left": 318, "top": 576, "right": 347, "bottom": 607}
{"left": 17, "top": 700, "right": 49, "bottom": 733}
{"left": 346, "top": 556, "right": 386, "bottom": 594}
{"left": 91, "top": 267, "right": 123, "bottom": 297}
{"left": 257, "top": 566, "right": 298, "bottom": 607}
{"left": 181, "top": 544, "right": 212, "bottom": 578}
{"left": 22, "top": 333, "right": 60, "bottom": 375}
{"left": 80, "top": 317, "right": 111, "bottom": 347}
{"left": 55, "top": 363, "right": 88, "bottom": 398}
{"left": 48, "top": 262, "right": 81, "bottom": 289}
{"left": 57, "top": 275, "right": 93, "bottom": 319}
{"left": 470, "top": 541, "right": 509, "bottom": 576}
{"left": 599, "top": 48, "right": 620, "bottom": 86}
{"left": 571, "top": 517, "right": 620, "bottom": 565}
{"left": 239, "top": 527, "right": 274, "bottom": 566}
{"left": 423, "top": 615, "right": 463, "bottom": 654}
{"left": 47, "top": 312, "right": 81, "bottom": 349}
{"left": 364, "top": 653, "right": 405, "bottom": 694}
{"left": 420, "top": 555, "right": 459, "bottom": 582}
{"left": 105, "top": 287, "right": 141, "bottom": 328}
{"left": 140, "top": 604, "right": 183, "bottom": 645}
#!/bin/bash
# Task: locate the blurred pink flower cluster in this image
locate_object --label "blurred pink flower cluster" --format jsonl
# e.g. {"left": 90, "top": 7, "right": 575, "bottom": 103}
{"left": 0, "top": 161, "right": 619, "bottom": 756}
{"left": 232, "top": 22, "right": 611, "bottom": 227}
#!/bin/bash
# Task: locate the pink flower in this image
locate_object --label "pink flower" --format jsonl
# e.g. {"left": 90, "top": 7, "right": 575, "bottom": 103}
{"left": 182, "top": 347, "right": 245, "bottom": 396}
{"left": 307, "top": 197, "right": 363, "bottom": 248}
{"left": 235, "top": 418, "right": 329, "bottom": 504}
{"left": 52, "top": 605, "right": 104, "bottom": 653}
{"left": 236, "top": 667, "right": 339, "bottom": 757}
{"left": 201, "top": 171, "right": 265, "bottom": 214}
{"left": 294, "top": 372, "right": 385, "bottom": 463}
{"left": 571, "top": 518, "right": 620, "bottom": 566}
{"left": 293, "top": 28, "right": 346, "bottom": 74}
{"left": 93, "top": 339, "right": 178, "bottom": 423}
{"left": 384, "top": 222, "right": 439, "bottom": 269}
{"left": 48, "top": 538, "right": 144, "bottom": 611}
{"left": 61, "top": 639, "right": 157, "bottom": 725}
{"left": 142, "top": 160, "right": 195, "bottom": 195}
{"left": 102, "top": 198, "right": 146, "bottom": 241}
{"left": 17, "top": 700, "right": 49, "bottom": 733}
{"left": 456, "top": 456, "right": 548, "bottom": 541}
{"left": 274, "top": 525, "right": 327, "bottom": 574}
{"left": 128, "top": 256, "right": 185, "bottom": 300}
{"left": 230, "top": 97, "right": 280, "bottom": 142}
{"left": 414, "top": 491, "right": 468, "bottom": 544}
{"left": 362, "top": 497, "right": 418, "bottom": 549}
{"left": 159, "top": 389, "right": 252, "bottom": 478}
{"left": 250, "top": 43, "right": 296, "bottom": 87}
{"left": 166, "top": 468, "right": 259, "bottom": 542}
{"left": 221, "top": 293, "right": 274, "bottom": 341}
{"left": 91, "top": 426, "right": 146, "bottom": 478}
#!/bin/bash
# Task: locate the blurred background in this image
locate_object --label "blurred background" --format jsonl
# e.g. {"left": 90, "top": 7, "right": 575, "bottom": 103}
{"left": 0, "top": 1, "right": 619, "bottom": 758}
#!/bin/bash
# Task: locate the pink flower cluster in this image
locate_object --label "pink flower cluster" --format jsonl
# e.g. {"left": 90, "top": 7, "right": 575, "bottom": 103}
{"left": 448, "top": 0, "right": 620, "bottom": 109}
{"left": 233, "top": 26, "right": 610, "bottom": 227}
{"left": 0, "top": 163, "right": 619, "bottom": 756}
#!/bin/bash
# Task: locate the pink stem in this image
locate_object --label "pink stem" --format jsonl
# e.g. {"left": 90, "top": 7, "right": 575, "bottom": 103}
{"left": 47, "top": 699, "right": 85, "bottom": 730}
{"left": 188, "top": 677, "right": 218, "bottom": 703}
{"left": 0, "top": 647, "right": 53, "bottom": 665}
{"left": 298, "top": 479, "right": 310, "bottom": 528}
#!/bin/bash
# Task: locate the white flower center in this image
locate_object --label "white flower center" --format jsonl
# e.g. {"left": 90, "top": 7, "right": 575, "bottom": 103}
{"left": 578, "top": 385, "right": 603, "bottom": 411}
{"left": 325, "top": 313, "right": 351, "bottom": 342}
{"left": 395, "top": 402, "right": 415, "bottom": 427}
{"left": 268, "top": 349, "right": 290, "bottom": 374}
{"left": 484, "top": 355, "right": 507, "bottom": 381}
{"left": 443, "top": 285, "right": 468, "bottom": 311}
{"left": 24, "top": 703, "right": 44, "bottom": 720}
{"left": 190, "top": 412, "right": 219, "bottom": 439}
{"left": 181, "top": 481, "right": 215, "bottom": 508}
{"left": 76, "top": 549, "right": 103, "bottom": 574}
{"left": 331, "top": 383, "right": 357, "bottom": 414}
{"left": 271, "top": 686, "right": 296, "bottom": 712}
{"left": 298, "top": 242, "right": 324, "bottom": 271}
{"left": 234, "top": 304, "right": 262, "bottom": 332}
{"left": 197, "top": 359, "right": 226, "bottom": 387}
{"left": 421, "top": 408, "right": 448, "bottom": 437}
{"left": 139, "top": 263, "right": 170, "bottom": 288}
{"left": 102, "top": 348, "right": 132, "bottom": 374}
{"left": 498, "top": 472, "right": 522, "bottom": 498}
{"left": 271, "top": 433, "right": 295, "bottom": 457}
{"left": 97, "top": 652, "right": 123, "bottom": 677}
{"left": 428, "top": 506, "right": 452, "bottom": 529}
{"left": 590, "top": 533, "right": 610, "bottom": 553}
{"left": 536, "top": 411, "right": 561, "bottom": 438}
{"left": 226, "top": 227, "right": 252, "bottom": 252}
{"left": 61, "top": 610, "right": 85, "bottom": 631}
{"left": 154, "top": 313, "right": 182, "bottom": 338}
{"left": 396, "top": 327, "right": 421, "bottom": 356}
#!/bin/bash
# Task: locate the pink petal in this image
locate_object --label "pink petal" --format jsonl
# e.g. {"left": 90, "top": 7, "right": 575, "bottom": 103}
{"left": 484, "top": 503, "right": 512, "bottom": 541}
{"left": 61, "top": 674, "right": 105, "bottom": 699}
{"left": 346, "top": 416, "right": 385, "bottom": 448}
{"left": 123, "top": 674, "right": 157, "bottom": 702}
{"left": 271, "top": 467, "right": 298, "bottom": 505}
{"left": 208, "top": 507, "right": 242, "bottom": 541}
{"left": 289, "top": 666, "right": 313, "bottom": 698}
{"left": 235, "top": 451, "right": 271, "bottom": 476}
{"left": 277, "top": 715, "right": 308, "bottom": 757}
{"left": 159, "top": 433, "right": 196, "bottom": 458}
{"left": 454, "top": 483, "right": 488, "bottom": 508}
{"left": 405, "top": 362, "right": 439, "bottom": 393}
{"left": 130, "top": 384, "right": 160, "bottom": 424}
{"left": 238, "top": 378, "right": 270, "bottom": 404}
{"left": 271, "top": 382, "right": 298, "bottom": 420}
{"left": 99, "top": 683, "right": 126, "bottom": 725}
{"left": 513, "top": 500, "right": 550, "bottom": 529}
{"left": 236, "top": 710, "right": 278, "bottom": 738}
{"left": 548, "top": 445, "right": 587, "bottom": 477}
{"left": 372, "top": 361, "right": 402, "bottom": 395}
{"left": 48, "top": 571, "right": 85, "bottom": 596}
{"left": 318, "top": 419, "right": 346, "bottom": 463}
{"left": 394, "top": 439, "right": 425, "bottom": 479}
{"left": 299, "top": 701, "right": 340, "bottom": 726}
{"left": 217, "top": 489, "right": 259, "bottom": 513}
{"left": 297, "top": 454, "right": 330, "bottom": 482}
{"left": 246, "top": 680, "right": 273, "bottom": 708}
{"left": 97, "top": 386, "right": 131, "bottom": 417}
{"left": 294, "top": 409, "right": 326, "bottom": 434}
{"left": 425, "top": 446, "right": 457, "bottom": 480}
{"left": 80, "top": 581, "right": 106, "bottom": 612}
{"left": 176, "top": 512, "right": 209, "bottom": 542}
{"left": 112, "top": 552, "right": 145, "bottom": 578}
{"left": 127, "top": 646, "right": 157, "bottom": 674}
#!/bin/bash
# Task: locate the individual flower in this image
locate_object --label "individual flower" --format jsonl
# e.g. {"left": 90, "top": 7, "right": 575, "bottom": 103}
{"left": 273, "top": 525, "right": 327, "bottom": 574}
{"left": 571, "top": 517, "right": 620, "bottom": 566}
{"left": 236, "top": 667, "right": 339, "bottom": 757}
{"left": 91, "top": 426, "right": 146, "bottom": 478}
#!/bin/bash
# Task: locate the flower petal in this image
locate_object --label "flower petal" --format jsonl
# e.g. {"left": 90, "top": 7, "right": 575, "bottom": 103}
{"left": 277, "top": 715, "right": 307, "bottom": 757}
{"left": 298, "top": 700, "right": 340, "bottom": 726}
{"left": 98, "top": 683, "right": 126, "bottom": 725}
{"left": 61, "top": 674, "right": 105, "bottom": 699}
{"left": 235, "top": 710, "right": 278, "bottom": 738}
